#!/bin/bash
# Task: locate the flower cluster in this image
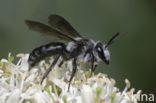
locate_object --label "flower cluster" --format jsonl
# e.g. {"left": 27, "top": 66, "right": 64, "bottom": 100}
{"left": 0, "top": 53, "right": 141, "bottom": 103}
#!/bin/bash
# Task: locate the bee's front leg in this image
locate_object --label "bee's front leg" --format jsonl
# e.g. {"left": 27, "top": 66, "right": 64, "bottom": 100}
{"left": 90, "top": 54, "right": 98, "bottom": 77}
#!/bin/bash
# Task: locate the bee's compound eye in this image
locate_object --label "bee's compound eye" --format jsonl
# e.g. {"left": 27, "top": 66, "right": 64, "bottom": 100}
{"left": 95, "top": 42, "right": 109, "bottom": 64}
{"left": 95, "top": 42, "right": 103, "bottom": 53}
{"left": 95, "top": 45, "right": 105, "bottom": 60}
{"left": 97, "top": 47, "right": 102, "bottom": 52}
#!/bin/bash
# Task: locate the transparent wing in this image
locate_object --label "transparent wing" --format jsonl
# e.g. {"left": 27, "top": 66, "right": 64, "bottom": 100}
{"left": 25, "top": 20, "right": 76, "bottom": 42}
{"left": 48, "top": 14, "right": 82, "bottom": 38}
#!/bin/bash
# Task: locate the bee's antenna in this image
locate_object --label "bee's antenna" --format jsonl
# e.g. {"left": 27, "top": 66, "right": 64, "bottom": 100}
{"left": 105, "top": 32, "right": 127, "bottom": 48}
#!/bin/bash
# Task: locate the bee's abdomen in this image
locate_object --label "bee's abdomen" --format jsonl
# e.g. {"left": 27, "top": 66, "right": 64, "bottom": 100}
{"left": 28, "top": 42, "right": 66, "bottom": 67}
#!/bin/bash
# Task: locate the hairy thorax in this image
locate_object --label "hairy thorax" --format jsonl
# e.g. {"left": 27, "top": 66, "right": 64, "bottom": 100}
{"left": 66, "top": 38, "right": 97, "bottom": 62}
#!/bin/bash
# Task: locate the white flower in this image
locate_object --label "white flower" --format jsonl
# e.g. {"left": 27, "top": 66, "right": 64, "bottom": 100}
{"left": 0, "top": 53, "right": 141, "bottom": 103}
{"left": 81, "top": 85, "right": 94, "bottom": 103}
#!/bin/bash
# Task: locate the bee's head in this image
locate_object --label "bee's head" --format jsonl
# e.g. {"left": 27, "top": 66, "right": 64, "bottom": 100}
{"left": 95, "top": 42, "right": 110, "bottom": 64}
{"left": 95, "top": 32, "right": 125, "bottom": 64}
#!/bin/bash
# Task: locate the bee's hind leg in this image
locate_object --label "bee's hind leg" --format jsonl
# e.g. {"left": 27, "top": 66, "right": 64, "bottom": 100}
{"left": 41, "top": 55, "right": 60, "bottom": 84}
{"left": 58, "top": 60, "right": 64, "bottom": 67}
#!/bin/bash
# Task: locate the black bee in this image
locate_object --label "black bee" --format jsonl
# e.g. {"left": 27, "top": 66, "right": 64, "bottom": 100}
{"left": 25, "top": 14, "right": 124, "bottom": 90}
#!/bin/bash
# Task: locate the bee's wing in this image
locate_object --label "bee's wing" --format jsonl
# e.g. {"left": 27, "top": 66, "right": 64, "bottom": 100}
{"left": 48, "top": 14, "right": 82, "bottom": 38}
{"left": 25, "top": 20, "right": 76, "bottom": 42}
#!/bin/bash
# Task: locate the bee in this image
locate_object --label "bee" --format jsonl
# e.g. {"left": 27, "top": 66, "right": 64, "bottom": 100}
{"left": 25, "top": 14, "right": 124, "bottom": 90}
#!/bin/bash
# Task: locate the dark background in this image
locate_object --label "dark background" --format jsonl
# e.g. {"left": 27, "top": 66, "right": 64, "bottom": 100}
{"left": 0, "top": 0, "right": 156, "bottom": 97}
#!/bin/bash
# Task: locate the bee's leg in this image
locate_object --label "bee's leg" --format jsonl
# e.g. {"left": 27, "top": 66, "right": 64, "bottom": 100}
{"left": 41, "top": 55, "right": 60, "bottom": 84}
{"left": 93, "top": 64, "right": 98, "bottom": 72}
{"left": 58, "top": 60, "right": 64, "bottom": 67}
{"left": 68, "top": 58, "right": 77, "bottom": 91}
{"left": 90, "top": 64, "right": 98, "bottom": 77}
{"left": 90, "top": 62, "right": 94, "bottom": 77}
{"left": 90, "top": 55, "right": 96, "bottom": 77}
